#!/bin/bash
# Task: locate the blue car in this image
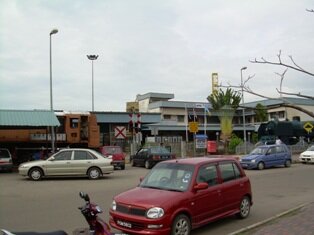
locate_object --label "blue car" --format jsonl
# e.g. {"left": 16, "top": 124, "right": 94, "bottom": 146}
{"left": 240, "top": 144, "right": 292, "bottom": 170}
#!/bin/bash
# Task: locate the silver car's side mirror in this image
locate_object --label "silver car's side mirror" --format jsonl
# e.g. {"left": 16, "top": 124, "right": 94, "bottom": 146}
{"left": 48, "top": 156, "right": 55, "bottom": 161}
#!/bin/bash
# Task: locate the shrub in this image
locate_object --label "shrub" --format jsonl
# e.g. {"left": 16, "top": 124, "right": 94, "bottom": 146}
{"left": 228, "top": 134, "right": 243, "bottom": 154}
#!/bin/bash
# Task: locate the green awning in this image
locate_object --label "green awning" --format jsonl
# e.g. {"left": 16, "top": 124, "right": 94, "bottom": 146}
{"left": 0, "top": 110, "right": 60, "bottom": 127}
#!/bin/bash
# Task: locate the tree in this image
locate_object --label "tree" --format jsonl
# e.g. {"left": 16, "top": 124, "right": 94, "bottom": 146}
{"left": 255, "top": 103, "right": 268, "bottom": 122}
{"left": 207, "top": 88, "right": 241, "bottom": 152}
{"left": 248, "top": 50, "right": 314, "bottom": 118}
{"left": 219, "top": 50, "right": 314, "bottom": 118}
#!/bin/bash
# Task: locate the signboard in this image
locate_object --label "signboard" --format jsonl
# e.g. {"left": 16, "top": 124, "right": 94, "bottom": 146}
{"left": 126, "top": 102, "right": 139, "bottom": 112}
{"left": 114, "top": 126, "right": 126, "bottom": 139}
{"left": 212, "top": 73, "right": 218, "bottom": 95}
{"left": 195, "top": 134, "right": 207, "bottom": 149}
{"left": 151, "top": 127, "right": 159, "bottom": 136}
{"left": 303, "top": 122, "right": 313, "bottom": 134}
{"left": 189, "top": 122, "right": 199, "bottom": 133}
{"left": 195, "top": 103, "right": 204, "bottom": 108}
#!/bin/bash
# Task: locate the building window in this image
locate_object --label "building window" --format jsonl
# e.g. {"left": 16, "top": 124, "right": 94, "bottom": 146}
{"left": 177, "top": 115, "right": 185, "bottom": 122}
{"left": 293, "top": 116, "right": 300, "bottom": 121}
{"left": 163, "top": 115, "right": 171, "bottom": 120}
{"left": 269, "top": 111, "right": 285, "bottom": 120}
{"left": 70, "top": 118, "right": 79, "bottom": 128}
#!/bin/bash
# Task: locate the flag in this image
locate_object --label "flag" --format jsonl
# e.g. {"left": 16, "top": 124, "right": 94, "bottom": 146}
{"left": 204, "top": 106, "right": 211, "bottom": 115}
{"left": 193, "top": 108, "right": 197, "bottom": 119}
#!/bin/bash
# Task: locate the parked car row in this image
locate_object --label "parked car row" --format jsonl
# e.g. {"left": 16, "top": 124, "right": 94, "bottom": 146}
{"left": 4, "top": 143, "right": 313, "bottom": 235}
{"left": 239, "top": 144, "right": 314, "bottom": 170}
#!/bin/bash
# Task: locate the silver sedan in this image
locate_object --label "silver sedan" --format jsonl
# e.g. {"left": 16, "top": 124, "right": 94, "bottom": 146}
{"left": 18, "top": 148, "right": 114, "bottom": 181}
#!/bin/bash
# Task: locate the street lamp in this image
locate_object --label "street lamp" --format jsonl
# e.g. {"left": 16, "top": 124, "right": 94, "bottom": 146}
{"left": 241, "top": 66, "right": 247, "bottom": 154}
{"left": 216, "top": 131, "right": 219, "bottom": 143}
{"left": 49, "top": 28, "right": 58, "bottom": 153}
{"left": 87, "top": 55, "right": 99, "bottom": 112}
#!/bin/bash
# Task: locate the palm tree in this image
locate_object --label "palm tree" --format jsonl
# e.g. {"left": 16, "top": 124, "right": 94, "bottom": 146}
{"left": 207, "top": 88, "right": 241, "bottom": 152}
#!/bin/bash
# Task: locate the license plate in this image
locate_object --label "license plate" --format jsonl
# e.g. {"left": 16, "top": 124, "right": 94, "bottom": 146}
{"left": 117, "top": 220, "right": 132, "bottom": 228}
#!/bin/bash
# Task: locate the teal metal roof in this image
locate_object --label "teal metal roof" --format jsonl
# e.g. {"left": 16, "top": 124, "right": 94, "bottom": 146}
{"left": 0, "top": 110, "right": 60, "bottom": 127}
{"left": 95, "top": 112, "right": 161, "bottom": 123}
{"left": 245, "top": 97, "right": 314, "bottom": 108}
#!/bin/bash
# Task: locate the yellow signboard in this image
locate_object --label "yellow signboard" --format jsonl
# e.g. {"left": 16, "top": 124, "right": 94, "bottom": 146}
{"left": 303, "top": 122, "right": 313, "bottom": 133}
{"left": 189, "top": 122, "right": 199, "bottom": 133}
{"left": 212, "top": 73, "right": 218, "bottom": 95}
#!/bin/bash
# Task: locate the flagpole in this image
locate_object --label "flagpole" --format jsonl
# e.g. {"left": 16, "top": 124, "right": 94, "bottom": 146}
{"left": 204, "top": 105, "right": 206, "bottom": 136}
{"left": 185, "top": 104, "right": 188, "bottom": 142}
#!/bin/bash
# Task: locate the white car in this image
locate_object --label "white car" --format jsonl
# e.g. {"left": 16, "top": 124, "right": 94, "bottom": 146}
{"left": 299, "top": 145, "right": 314, "bottom": 164}
{"left": 18, "top": 148, "right": 114, "bottom": 180}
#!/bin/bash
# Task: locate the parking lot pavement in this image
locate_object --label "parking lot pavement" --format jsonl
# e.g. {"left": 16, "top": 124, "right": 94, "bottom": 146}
{"left": 231, "top": 203, "right": 314, "bottom": 235}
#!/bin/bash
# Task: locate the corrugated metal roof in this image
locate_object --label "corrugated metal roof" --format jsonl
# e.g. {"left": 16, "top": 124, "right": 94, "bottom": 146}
{"left": 149, "top": 101, "right": 212, "bottom": 109}
{"left": 95, "top": 112, "right": 161, "bottom": 123}
{"left": 0, "top": 110, "right": 60, "bottom": 126}
{"left": 245, "top": 97, "right": 314, "bottom": 108}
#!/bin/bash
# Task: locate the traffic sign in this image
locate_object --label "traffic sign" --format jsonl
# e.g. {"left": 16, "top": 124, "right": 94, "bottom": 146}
{"left": 114, "top": 126, "right": 126, "bottom": 139}
{"left": 303, "top": 122, "right": 313, "bottom": 134}
{"left": 189, "top": 122, "right": 198, "bottom": 133}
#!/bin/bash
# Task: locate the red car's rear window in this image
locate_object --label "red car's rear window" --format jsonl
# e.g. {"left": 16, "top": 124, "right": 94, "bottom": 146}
{"left": 103, "top": 147, "right": 122, "bottom": 154}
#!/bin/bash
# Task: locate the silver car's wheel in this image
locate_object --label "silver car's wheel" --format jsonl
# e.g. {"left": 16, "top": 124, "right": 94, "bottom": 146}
{"left": 88, "top": 167, "right": 101, "bottom": 180}
{"left": 171, "top": 214, "right": 191, "bottom": 235}
{"left": 257, "top": 161, "right": 265, "bottom": 170}
{"left": 237, "top": 196, "right": 251, "bottom": 219}
{"left": 29, "top": 168, "right": 43, "bottom": 181}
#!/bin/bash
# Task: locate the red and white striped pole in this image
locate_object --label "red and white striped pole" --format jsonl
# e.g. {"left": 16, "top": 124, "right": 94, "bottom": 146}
{"left": 136, "top": 113, "right": 141, "bottom": 133}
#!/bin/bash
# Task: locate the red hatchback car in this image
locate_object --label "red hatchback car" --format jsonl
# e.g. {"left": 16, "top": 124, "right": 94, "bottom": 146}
{"left": 110, "top": 157, "right": 253, "bottom": 235}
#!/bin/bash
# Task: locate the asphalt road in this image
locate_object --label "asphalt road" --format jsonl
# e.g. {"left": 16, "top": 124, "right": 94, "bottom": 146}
{"left": 0, "top": 163, "right": 313, "bottom": 235}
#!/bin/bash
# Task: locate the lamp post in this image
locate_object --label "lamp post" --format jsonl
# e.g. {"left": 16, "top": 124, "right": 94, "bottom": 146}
{"left": 49, "top": 28, "right": 58, "bottom": 153}
{"left": 87, "top": 55, "right": 99, "bottom": 111}
{"left": 241, "top": 66, "right": 247, "bottom": 154}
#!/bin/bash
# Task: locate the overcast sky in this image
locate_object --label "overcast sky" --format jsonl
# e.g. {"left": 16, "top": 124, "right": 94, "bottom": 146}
{"left": 0, "top": 0, "right": 313, "bottom": 112}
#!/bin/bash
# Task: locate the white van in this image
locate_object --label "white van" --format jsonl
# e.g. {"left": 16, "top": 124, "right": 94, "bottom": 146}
{"left": 0, "top": 148, "right": 13, "bottom": 172}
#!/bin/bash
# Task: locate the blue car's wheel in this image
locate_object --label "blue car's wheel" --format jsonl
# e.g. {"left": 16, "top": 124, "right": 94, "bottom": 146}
{"left": 257, "top": 161, "right": 265, "bottom": 170}
{"left": 285, "top": 160, "right": 291, "bottom": 167}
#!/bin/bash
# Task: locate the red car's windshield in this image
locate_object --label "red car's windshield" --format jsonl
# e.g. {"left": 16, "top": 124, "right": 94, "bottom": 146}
{"left": 140, "top": 163, "right": 195, "bottom": 192}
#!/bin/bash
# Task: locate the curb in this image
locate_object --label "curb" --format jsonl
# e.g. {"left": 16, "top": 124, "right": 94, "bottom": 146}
{"left": 228, "top": 203, "right": 308, "bottom": 235}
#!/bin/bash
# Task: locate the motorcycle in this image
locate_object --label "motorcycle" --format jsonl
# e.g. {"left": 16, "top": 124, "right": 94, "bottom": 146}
{"left": 2, "top": 192, "right": 123, "bottom": 235}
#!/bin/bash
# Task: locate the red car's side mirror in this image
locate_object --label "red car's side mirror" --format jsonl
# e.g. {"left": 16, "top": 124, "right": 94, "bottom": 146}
{"left": 193, "top": 182, "right": 208, "bottom": 191}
